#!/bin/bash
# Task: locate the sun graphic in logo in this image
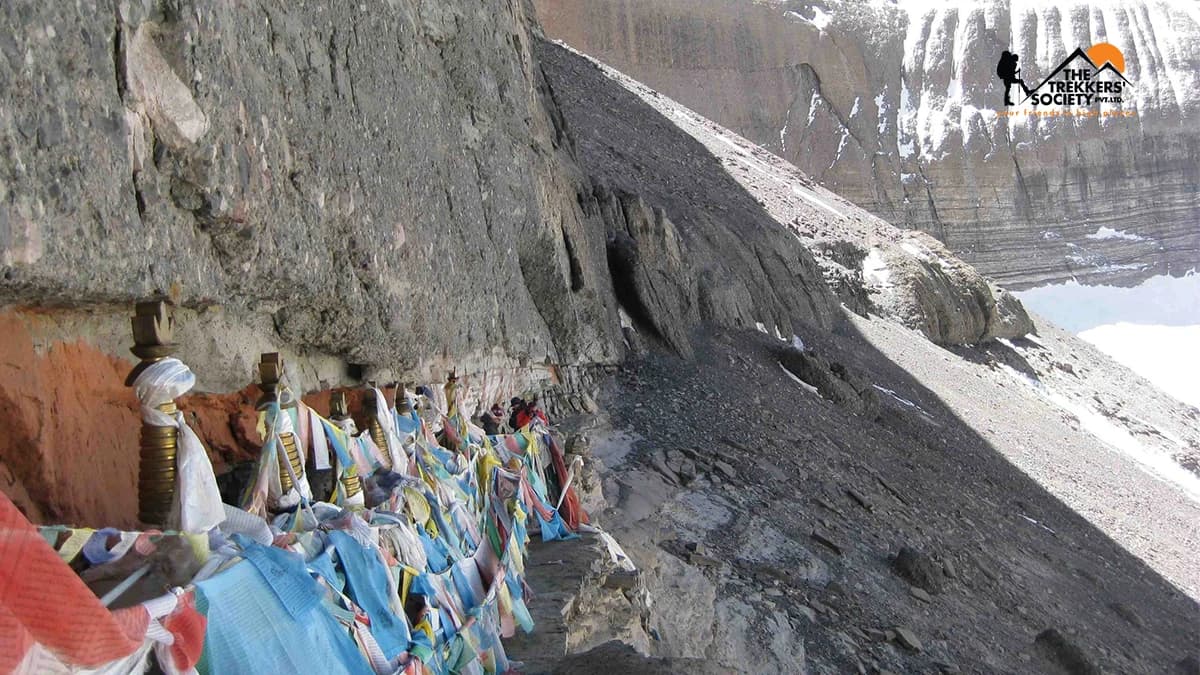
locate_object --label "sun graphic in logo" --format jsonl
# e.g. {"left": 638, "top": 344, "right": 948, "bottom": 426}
{"left": 1086, "top": 43, "right": 1125, "bottom": 73}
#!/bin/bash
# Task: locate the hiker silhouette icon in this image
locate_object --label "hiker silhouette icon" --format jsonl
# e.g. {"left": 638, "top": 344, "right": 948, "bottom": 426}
{"left": 997, "top": 50, "right": 1032, "bottom": 105}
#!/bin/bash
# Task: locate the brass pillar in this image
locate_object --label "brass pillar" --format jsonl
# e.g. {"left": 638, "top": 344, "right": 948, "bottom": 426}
{"left": 257, "top": 353, "right": 304, "bottom": 493}
{"left": 364, "top": 386, "right": 394, "bottom": 471}
{"left": 329, "top": 391, "right": 362, "bottom": 499}
{"left": 444, "top": 370, "right": 458, "bottom": 418}
{"left": 396, "top": 384, "right": 412, "bottom": 416}
{"left": 127, "top": 300, "right": 179, "bottom": 527}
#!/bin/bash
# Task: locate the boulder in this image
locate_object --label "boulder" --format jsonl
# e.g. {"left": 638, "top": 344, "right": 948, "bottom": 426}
{"left": 867, "top": 234, "right": 1034, "bottom": 345}
{"left": 892, "top": 626, "right": 923, "bottom": 652}
{"left": 1034, "top": 628, "right": 1100, "bottom": 675}
{"left": 891, "top": 546, "right": 945, "bottom": 594}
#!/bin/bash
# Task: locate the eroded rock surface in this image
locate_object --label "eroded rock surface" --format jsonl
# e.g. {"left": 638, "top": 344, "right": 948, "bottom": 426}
{"left": 539, "top": 42, "right": 1031, "bottom": 345}
{"left": 1, "top": 0, "right": 622, "bottom": 376}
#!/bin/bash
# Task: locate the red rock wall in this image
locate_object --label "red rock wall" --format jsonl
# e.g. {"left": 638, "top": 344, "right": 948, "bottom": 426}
{"left": 177, "top": 386, "right": 373, "bottom": 474}
{"left": 0, "top": 310, "right": 141, "bottom": 527}
{"left": 0, "top": 309, "right": 401, "bottom": 527}
{"left": 0, "top": 306, "right": 557, "bottom": 527}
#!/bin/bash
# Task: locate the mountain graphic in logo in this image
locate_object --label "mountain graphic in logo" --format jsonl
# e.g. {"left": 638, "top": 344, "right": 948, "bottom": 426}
{"left": 997, "top": 42, "right": 1131, "bottom": 108}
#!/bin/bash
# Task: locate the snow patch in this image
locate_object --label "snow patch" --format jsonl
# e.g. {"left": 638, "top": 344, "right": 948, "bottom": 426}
{"left": 783, "top": 8, "right": 832, "bottom": 32}
{"left": 947, "top": 74, "right": 962, "bottom": 101}
{"left": 810, "top": 6, "right": 832, "bottom": 30}
{"left": 1086, "top": 227, "right": 1147, "bottom": 242}
{"left": 1062, "top": 243, "right": 1148, "bottom": 272}
{"left": 873, "top": 385, "right": 920, "bottom": 410}
{"left": 829, "top": 129, "right": 850, "bottom": 169}
{"left": 873, "top": 383, "right": 938, "bottom": 424}
{"left": 995, "top": 361, "right": 1200, "bottom": 501}
{"left": 790, "top": 185, "right": 844, "bottom": 218}
{"left": 1079, "top": 323, "right": 1200, "bottom": 409}
{"left": 899, "top": 240, "right": 930, "bottom": 261}
{"left": 1019, "top": 514, "right": 1057, "bottom": 535}
{"left": 875, "top": 89, "right": 889, "bottom": 135}
{"left": 862, "top": 248, "right": 892, "bottom": 288}
{"left": 900, "top": 237, "right": 954, "bottom": 272}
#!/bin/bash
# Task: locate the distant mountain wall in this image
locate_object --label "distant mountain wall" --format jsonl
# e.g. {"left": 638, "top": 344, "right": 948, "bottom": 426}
{"left": 534, "top": 0, "right": 1200, "bottom": 289}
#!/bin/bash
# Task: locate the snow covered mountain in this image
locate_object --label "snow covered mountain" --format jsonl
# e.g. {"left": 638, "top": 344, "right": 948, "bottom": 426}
{"left": 534, "top": 0, "right": 1200, "bottom": 290}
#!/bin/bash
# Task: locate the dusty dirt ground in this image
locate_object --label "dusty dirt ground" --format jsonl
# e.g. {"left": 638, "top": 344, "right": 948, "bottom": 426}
{"left": 515, "top": 316, "right": 1199, "bottom": 673}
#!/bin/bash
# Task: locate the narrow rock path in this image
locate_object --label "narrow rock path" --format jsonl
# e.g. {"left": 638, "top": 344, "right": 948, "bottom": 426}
{"left": 521, "top": 322, "right": 1199, "bottom": 673}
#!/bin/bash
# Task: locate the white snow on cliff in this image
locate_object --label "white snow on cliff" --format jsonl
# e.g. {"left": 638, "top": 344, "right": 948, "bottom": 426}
{"left": 1085, "top": 226, "right": 1147, "bottom": 242}
{"left": 891, "top": 0, "right": 1199, "bottom": 160}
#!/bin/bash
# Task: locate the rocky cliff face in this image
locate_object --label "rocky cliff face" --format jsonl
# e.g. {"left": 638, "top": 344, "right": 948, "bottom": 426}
{"left": 540, "top": 42, "right": 1032, "bottom": 347}
{"left": 534, "top": 0, "right": 1200, "bottom": 289}
{"left": 0, "top": 0, "right": 626, "bottom": 523}
{"left": 0, "top": 0, "right": 1032, "bottom": 525}
{"left": 0, "top": 0, "right": 842, "bottom": 523}
{"left": 1, "top": 0, "right": 626, "bottom": 384}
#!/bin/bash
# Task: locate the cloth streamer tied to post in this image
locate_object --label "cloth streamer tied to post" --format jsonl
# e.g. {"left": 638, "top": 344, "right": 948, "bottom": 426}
{"left": 0, "top": 353, "right": 613, "bottom": 674}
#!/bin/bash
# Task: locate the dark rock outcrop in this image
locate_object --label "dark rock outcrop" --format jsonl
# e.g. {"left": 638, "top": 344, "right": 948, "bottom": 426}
{"left": 547, "top": 35, "right": 842, "bottom": 349}
{"left": 597, "top": 190, "right": 697, "bottom": 358}
{"left": 538, "top": 41, "right": 1031, "bottom": 346}
{"left": 779, "top": 347, "right": 881, "bottom": 418}
{"left": 1034, "top": 628, "right": 1101, "bottom": 675}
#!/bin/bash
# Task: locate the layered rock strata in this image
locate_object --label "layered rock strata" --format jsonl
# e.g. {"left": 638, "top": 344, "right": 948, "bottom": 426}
{"left": 534, "top": 0, "right": 1200, "bottom": 289}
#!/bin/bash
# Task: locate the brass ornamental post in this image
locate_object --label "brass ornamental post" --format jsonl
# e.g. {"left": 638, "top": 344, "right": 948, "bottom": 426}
{"left": 127, "top": 300, "right": 179, "bottom": 527}
{"left": 329, "top": 391, "right": 362, "bottom": 499}
{"left": 256, "top": 353, "right": 304, "bottom": 493}
{"left": 364, "top": 385, "right": 394, "bottom": 471}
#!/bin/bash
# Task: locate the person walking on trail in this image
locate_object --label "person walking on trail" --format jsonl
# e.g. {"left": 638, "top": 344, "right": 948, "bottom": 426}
{"left": 529, "top": 397, "right": 550, "bottom": 426}
{"left": 515, "top": 396, "right": 550, "bottom": 430}
{"left": 508, "top": 397, "right": 525, "bottom": 430}
{"left": 997, "top": 50, "right": 1032, "bottom": 106}
{"left": 478, "top": 404, "right": 503, "bottom": 436}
